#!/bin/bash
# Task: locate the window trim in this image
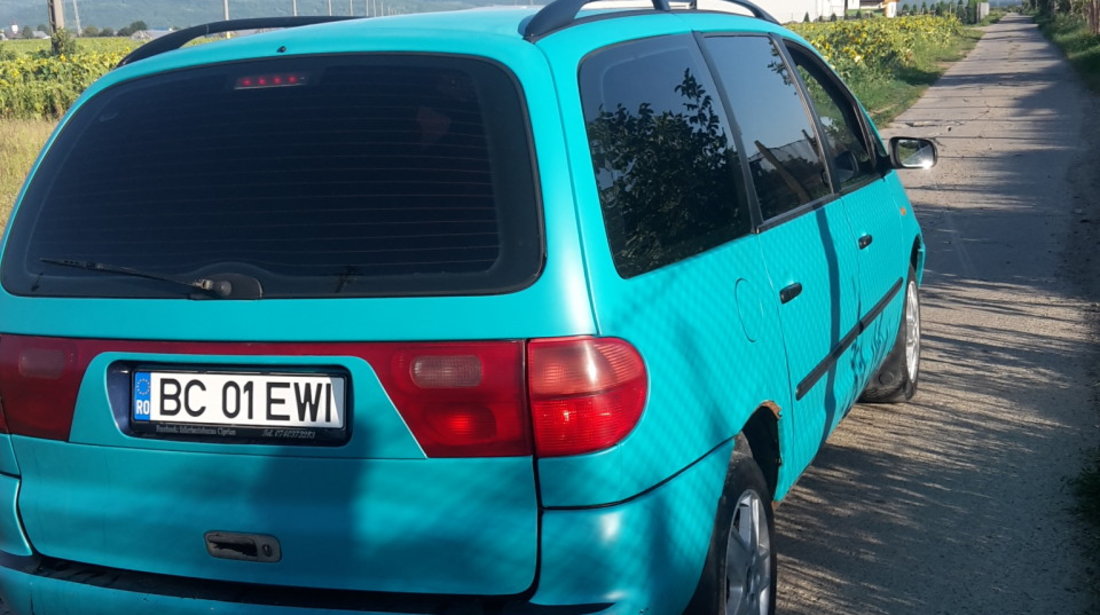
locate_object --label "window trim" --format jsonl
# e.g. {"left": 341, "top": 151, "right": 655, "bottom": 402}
{"left": 755, "top": 191, "right": 840, "bottom": 234}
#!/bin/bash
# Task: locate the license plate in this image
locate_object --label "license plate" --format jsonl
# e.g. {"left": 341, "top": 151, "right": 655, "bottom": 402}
{"left": 131, "top": 370, "right": 347, "bottom": 442}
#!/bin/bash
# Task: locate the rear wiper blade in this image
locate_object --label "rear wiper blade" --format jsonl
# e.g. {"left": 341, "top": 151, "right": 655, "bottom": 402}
{"left": 39, "top": 258, "right": 232, "bottom": 298}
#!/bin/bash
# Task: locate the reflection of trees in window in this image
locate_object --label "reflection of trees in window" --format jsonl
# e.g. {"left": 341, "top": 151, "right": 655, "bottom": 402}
{"left": 587, "top": 69, "right": 745, "bottom": 277}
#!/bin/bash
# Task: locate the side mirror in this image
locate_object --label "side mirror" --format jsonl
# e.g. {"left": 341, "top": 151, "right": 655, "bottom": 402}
{"left": 889, "top": 137, "right": 937, "bottom": 169}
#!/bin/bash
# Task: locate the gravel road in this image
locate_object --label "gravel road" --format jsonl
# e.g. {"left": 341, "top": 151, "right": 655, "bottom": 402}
{"left": 776, "top": 14, "right": 1100, "bottom": 615}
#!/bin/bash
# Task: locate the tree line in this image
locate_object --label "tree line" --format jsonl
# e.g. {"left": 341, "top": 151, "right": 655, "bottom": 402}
{"left": 1028, "top": 0, "right": 1100, "bottom": 33}
{"left": 8, "top": 20, "right": 150, "bottom": 39}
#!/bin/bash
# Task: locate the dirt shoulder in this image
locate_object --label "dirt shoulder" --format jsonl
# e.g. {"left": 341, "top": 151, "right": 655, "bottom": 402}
{"left": 1063, "top": 38, "right": 1100, "bottom": 610}
{"left": 776, "top": 15, "right": 1100, "bottom": 615}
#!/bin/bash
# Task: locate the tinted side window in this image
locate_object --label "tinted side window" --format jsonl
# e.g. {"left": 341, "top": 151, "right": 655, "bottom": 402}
{"left": 788, "top": 46, "right": 877, "bottom": 189}
{"left": 704, "top": 36, "right": 830, "bottom": 221}
{"left": 580, "top": 35, "right": 749, "bottom": 278}
{"left": 2, "top": 55, "right": 540, "bottom": 299}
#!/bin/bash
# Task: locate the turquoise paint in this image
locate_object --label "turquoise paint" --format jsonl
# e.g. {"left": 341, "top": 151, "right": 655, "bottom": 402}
{"left": 536, "top": 234, "right": 792, "bottom": 507}
{"left": 0, "top": 474, "right": 31, "bottom": 557}
{"left": 0, "top": 435, "right": 19, "bottom": 477}
{"left": 884, "top": 171, "right": 926, "bottom": 278}
{"left": 13, "top": 436, "right": 538, "bottom": 594}
{"left": 756, "top": 204, "right": 865, "bottom": 481}
{"left": 841, "top": 178, "right": 911, "bottom": 394}
{"left": 534, "top": 439, "right": 732, "bottom": 612}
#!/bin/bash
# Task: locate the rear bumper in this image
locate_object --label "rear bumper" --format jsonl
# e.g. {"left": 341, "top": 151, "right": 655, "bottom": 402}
{"left": 0, "top": 440, "right": 732, "bottom": 615}
{"left": 0, "top": 558, "right": 602, "bottom": 615}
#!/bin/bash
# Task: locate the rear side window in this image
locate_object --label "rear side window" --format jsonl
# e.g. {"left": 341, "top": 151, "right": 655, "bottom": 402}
{"left": 704, "top": 36, "right": 831, "bottom": 221}
{"left": 2, "top": 55, "right": 541, "bottom": 299}
{"left": 580, "top": 35, "right": 749, "bottom": 279}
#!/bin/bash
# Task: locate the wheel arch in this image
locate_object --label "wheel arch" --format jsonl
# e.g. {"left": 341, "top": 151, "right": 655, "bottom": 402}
{"left": 740, "top": 404, "right": 781, "bottom": 499}
{"left": 682, "top": 413, "right": 779, "bottom": 614}
{"left": 910, "top": 235, "right": 925, "bottom": 285}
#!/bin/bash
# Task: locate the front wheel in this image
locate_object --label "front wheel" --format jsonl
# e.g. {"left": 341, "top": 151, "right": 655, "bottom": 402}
{"left": 686, "top": 437, "right": 776, "bottom": 615}
{"left": 860, "top": 269, "right": 920, "bottom": 403}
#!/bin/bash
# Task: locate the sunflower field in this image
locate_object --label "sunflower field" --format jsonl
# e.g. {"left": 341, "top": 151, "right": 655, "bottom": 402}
{"left": 0, "top": 39, "right": 135, "bottom": 119}
{"left": 790, "top": 15, "right": 966, "bottom": 82}
{"left": 791, "top": 14, "right": 979, "bottom": 123}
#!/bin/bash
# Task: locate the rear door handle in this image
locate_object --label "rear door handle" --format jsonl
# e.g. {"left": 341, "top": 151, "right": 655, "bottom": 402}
{"left": 858, "top": 234, "right": 873, "bottom": 249}
{"left": 779, "top": 282, "right": 802, "bottom": 304}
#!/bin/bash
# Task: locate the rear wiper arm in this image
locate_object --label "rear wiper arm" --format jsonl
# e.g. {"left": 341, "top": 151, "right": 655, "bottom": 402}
{"left": 39, "top": 258, "right": 232, "bottom": 298}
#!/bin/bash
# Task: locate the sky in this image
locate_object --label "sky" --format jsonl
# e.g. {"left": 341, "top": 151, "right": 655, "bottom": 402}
{"left": 0, "top": 0, "right": 497, "bottom": 30}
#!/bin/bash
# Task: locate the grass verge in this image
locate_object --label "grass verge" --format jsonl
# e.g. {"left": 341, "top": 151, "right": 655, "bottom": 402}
{"left": 0, "top": 118, "right": 55, "bottom": 224}
{"left": 1035, "top": 13, "right": 1100, "bottom": 93}
{"left": 979, "top": 9, "right": 1007, "bottom": 26}
{"left": 856, "top": 27, "right": 983, "bottom": 125}
{"left": 1042, "top": 13, "right": 1100, "bottom": 609}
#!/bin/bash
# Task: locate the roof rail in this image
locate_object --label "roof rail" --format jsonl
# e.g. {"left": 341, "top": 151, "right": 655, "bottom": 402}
{"left": 522, "top": 0, "right": 778, "bottom": 40}
{"left": 117, "top": 16, "right": 357, "bottom": 68}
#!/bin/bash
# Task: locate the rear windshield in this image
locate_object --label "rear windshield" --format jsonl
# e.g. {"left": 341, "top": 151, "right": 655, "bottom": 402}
{"left": 1, "top": 54, "right": 542, "bottom": 299}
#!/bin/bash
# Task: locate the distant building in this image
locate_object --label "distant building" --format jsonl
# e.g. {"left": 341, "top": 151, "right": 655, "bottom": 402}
{"left": 696, "top": 0, "right": 857, "bottom": 23}
{"left": 860, "top": 0, "right": 897, "bottom": 15}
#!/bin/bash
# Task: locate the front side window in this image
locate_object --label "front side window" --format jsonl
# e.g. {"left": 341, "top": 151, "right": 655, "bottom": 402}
{"left": 788, "top": 45, "right": 878, "bottom": 189}
{"left": 704, "top": 35, "right": 831, "bottom": 221}
{"left": 580, "top": 35, "right": 749, "bottom": 278}
{"left": 2, "top": 55, "right": 541, "bottom": 299}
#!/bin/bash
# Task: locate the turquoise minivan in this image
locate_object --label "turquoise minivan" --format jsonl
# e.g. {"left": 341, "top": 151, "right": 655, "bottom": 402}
{"left": 0, "top": 1, "right": 935, "bottom": 613}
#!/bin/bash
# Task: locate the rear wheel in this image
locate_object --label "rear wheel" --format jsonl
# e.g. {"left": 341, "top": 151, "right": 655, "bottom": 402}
{"left": 860, "top": 269, "right": 920, "bottom": 403}
{"left": 686, "top": 436, "right": 776, "bottom": 615}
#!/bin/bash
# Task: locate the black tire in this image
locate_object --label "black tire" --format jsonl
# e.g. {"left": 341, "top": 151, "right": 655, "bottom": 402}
{"left": 684, "top": 435, "right": 776, "bottom": 615}
{"left": 860, "top": 268, "right": 920, "bottom": 403}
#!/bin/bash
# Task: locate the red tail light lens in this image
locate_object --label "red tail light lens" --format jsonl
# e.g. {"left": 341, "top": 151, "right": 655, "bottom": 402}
{"left": 527, "top": 337, "right": 647, "bottom": 457}
{"left": 410, "top": 355, "right": 482, "bottom": 389}
{"left": 380, "top": 342, "right": 531, "bottom": 457}
{"left": 0, "top": 336, "right": 84, "bottom": 440}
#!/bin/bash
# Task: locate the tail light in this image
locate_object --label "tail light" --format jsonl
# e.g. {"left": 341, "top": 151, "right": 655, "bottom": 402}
{"left": 0, "top": 336, "right": 85, "bottom": 440}
{"left": 527, "top": 337, "right": 647, "bottom": 457}
{"left": 375, "top": 337, "right": 647, "bottom": 458}
{"left": 378, "top": 342, "right": 531, "bottom": 458}
{"left": 0, "top": 334, "right": 647, "bottom": 458}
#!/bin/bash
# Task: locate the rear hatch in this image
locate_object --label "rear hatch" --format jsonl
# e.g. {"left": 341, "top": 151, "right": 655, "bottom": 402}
{"left": 0, "top": 49, "right": 557, "bottom": 595}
